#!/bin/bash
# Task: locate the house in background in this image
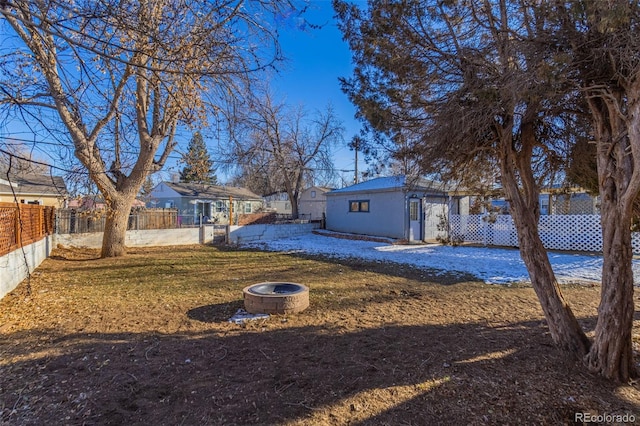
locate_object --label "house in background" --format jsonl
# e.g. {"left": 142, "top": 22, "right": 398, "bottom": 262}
{"left": 0, "top": 174, "right": 68, "bottom": 207}
{"left": 148, "top": 181, "right": 263, "bottom": 225}
{"left": 325, "top": 175, "right": 456, "bottom": 242}
{"left": 298, "top": 186, "right": 332, "bottom": 221}
{"left": 470, "top": 187, "right": 599, "bottom": 216}
{"left": 540, "top": 188, "right": 599, "bottom": 215}
{"left": 263, "top": 191, "right": 292, "bottom": 215}
{"left": 68, "top": 195, "right": 145, "bottom": 210}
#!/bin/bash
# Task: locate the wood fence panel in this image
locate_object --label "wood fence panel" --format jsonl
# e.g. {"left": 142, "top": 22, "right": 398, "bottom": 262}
{"left": 0, "top": 202, "right": 54, "bottom": 257}
{"left": 55, "top": 208, "right": 178, "bottom": 234}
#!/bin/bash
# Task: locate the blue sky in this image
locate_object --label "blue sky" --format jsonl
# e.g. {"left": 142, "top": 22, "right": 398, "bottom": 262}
{"left": 1, "top": 1, "right": 363, "bottom": 186}
{"left": 272, "top": 0, "right": 362, "bottom": 181}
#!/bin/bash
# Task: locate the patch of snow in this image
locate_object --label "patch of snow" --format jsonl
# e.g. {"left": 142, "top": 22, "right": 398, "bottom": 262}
{"left": 228, "top": 308, "right": 269, "bottom": 324}
{"left": 241, "top": 233, "right": 640, "bottom": 285}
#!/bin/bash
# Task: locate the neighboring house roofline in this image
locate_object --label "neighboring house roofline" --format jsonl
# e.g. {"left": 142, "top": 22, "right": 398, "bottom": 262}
{"left": 160, "top": 181, "right": 262, "bottom": 201}
{"left": 0, "top": 174, "right": 68, "bottom": 197}
{"left": 304, "top": 186, "right": 334, "bottom": 193}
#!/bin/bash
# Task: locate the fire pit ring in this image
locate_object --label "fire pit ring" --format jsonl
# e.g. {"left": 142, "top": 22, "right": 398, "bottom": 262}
{"left": 243, "top": 282, "right": 309, "bottom": 314}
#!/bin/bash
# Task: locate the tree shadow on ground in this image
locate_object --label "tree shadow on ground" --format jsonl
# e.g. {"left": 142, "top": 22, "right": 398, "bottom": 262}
{"left": 187, "top": 300, "right": 244, "bottom": 323}
{"left": 0, "top": 317, "right": 637, "bottom": 425}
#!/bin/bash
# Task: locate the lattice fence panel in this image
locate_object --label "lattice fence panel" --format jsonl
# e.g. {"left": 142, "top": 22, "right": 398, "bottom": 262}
{"left": 450, "top": 214, "right": 640, "bottom": 254}
{"left": 633, "top": 234, "right": 640, "bottom": 254}
{"left": 538, "top": 215, "right": 602, "bottom": 252}
{"left": 449, "top": 214, "right": 482, "bottom": 243}
{"left": 449, "top": 215, "right": 518, "bottom": 247}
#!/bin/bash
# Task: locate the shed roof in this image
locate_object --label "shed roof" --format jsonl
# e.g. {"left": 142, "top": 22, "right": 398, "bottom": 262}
{"left": 327, "top": 175, "right": 448, "bottom": 195}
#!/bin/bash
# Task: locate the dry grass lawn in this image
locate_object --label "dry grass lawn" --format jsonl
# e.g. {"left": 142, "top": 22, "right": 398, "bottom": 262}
{"left": 1, "top": 242, "right": 639, "bottom": 425}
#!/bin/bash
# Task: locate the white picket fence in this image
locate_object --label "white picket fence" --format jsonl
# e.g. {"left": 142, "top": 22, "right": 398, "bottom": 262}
{"left": 448, "top": 214, "right": 640, "bottom": 254}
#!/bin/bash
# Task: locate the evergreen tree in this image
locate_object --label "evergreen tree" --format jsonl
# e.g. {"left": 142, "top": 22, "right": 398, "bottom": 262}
{"left": 179, "top": 132, "right": 217, "bottom": 184}
{"left": 139, "top": 175, "right": 156, "bottom": 204}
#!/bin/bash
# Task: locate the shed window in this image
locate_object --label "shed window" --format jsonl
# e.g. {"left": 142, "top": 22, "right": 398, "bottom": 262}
{"left": 409, "top": 201, "right": 419, "bottom": 221}
{"left": 311, "top": 190, "right": 316, "bottom": 198}
{"left": 349, "top": 200, "right": 369, "bottom": 212}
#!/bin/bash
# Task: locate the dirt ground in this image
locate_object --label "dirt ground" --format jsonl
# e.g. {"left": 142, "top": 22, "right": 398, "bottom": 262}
{"left": 1, "top": 241, "right": 639, "bottom": 425}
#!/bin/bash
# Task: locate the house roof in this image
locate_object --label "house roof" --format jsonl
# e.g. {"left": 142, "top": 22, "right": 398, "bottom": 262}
{"left": 327, "top": 175, "right": 448, "bottom": 195}
{"left": 0, "top": 174, "right": 68, "bottom": 197}
{"left": 305, "top": 186, "right": 334, "bottom": 193}
{"left": 162, "top": 182, "right": 262, "bottom": 200}
{"left": 68, "top": 195, "right": 146, "bottom": 209}
{"left": 264, "top": 191, "right": 289, "bottom": 200}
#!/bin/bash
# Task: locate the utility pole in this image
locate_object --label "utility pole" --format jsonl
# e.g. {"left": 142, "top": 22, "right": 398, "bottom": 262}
{"left": 354, "top": 148, "right": 358, "bottom": 184}
{"left": 352, "top": 135, "right": 360, "bottom": 184}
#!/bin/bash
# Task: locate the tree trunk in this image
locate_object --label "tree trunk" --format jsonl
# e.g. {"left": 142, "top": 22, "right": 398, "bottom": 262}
{"left": 498, "top": 117, "right": 591, "bottom": 358}
{"left": 101, "top": 194, "right": 134, "bottom": 257}
{"left": 583, "top": 94, "right": 638, "bottom": 381}
{"left": 512, "top": 209, "right": 591, "bottom": 355}
{"left": 585, "top": 209, "right": 636, "bottom": 381}
{"left": 290, "top": 195, "right": 300, "bottom": 219}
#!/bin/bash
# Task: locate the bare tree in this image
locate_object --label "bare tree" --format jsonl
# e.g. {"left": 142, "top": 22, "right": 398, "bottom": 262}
{"left": 0, "top": 0, "right": 296, "bottom": 257}
{"left": 335, "top": 0, "right": 591, "bottom": 359}
{"left": 229, "top": 91, "right": 344, "bottom": 217}
{"left": 0, "top": 139, "right": 51, "bottom": 176}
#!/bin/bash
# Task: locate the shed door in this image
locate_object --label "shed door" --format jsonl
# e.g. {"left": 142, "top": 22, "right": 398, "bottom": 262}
{"left": 424, "top": 198, "right": 447, "bottom": 241}
{"left": 409, "top": 199, "right": 422, "bottom": 241}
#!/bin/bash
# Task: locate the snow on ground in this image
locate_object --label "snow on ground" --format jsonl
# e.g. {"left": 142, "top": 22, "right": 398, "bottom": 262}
{"left": 241, "top": 233, "right": 640, "bottom": 285}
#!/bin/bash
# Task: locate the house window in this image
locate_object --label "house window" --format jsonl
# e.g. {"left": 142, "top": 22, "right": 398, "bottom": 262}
{"left": 540, "top": 198, "right": 549, "bottom": 215}
{"left": 216, "top": 200, "right": 224, "bottom": 212}
{"left": 349, "top": 200, "right": 369, "bottom": 212}
{"left": 311, "top": 190, "right": 316, "bottom": 198}
{"left": 196, "top": 201, "right": 212, "bottom": 218}
{"left": 244, "top": 202, "right": 252, "bottom": 213}
{"left": 165, "top": 201, "right": 174, "bottom": 208}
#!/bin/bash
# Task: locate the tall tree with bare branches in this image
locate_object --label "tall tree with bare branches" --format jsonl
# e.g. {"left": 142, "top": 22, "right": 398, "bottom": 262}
{"left": 229, "top": 91, "right": 344, "bottom": 217}
{"left": 0, "top": 0, "right": 298, "bottom": 257}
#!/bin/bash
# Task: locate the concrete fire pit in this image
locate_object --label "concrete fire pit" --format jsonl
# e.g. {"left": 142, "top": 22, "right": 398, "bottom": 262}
{"left": 243, "top": 282, "right": 309, "bottom": 314}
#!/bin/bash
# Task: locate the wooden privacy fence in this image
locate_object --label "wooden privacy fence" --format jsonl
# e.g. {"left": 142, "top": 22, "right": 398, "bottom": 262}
{"left": 0, "top": 202, "right": 55, "bottom": 257}
{"left": 55, "top": 208, "right": 178, "bottom": 234}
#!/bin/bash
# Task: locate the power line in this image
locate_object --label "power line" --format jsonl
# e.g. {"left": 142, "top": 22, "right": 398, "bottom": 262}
{"left": 1, "top": 136, "right": 356, "bottom": 172}
{"left": 0, "top": 147, "right": 355, "bottom": 177}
